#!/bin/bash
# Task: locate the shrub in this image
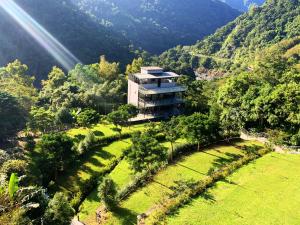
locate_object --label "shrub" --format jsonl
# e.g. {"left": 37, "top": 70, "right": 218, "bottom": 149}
{"left": 77, "top": 130, "right": 96, "bottom": 155}
{"left": 98, "top": 178, "right": 118, "bottom": 210}
{"left": 76, "top": 109, "right": 100, "bottom": 127}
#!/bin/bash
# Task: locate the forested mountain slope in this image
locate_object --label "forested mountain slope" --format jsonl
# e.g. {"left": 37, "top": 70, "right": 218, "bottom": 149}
{"left": 221, "top": 0, "right": 265, "bottom": 11}
{"left": 71, "top": 0, "right": 241, "bottom": 54}
{"left": 0, "top": 0, "right": 134, "bottom": 85}
{"left": 157, "top": 0, "right": 300, "bottom": 74}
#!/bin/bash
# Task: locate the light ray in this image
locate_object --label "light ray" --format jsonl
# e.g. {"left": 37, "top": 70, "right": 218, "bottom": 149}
{"left": 0, "top": 0, "right": 81, "bottom": 70}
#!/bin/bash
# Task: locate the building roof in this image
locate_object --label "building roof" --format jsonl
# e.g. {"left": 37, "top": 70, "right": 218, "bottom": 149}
{"left": 133, "top": 72, "right": 180, "bottom": 80}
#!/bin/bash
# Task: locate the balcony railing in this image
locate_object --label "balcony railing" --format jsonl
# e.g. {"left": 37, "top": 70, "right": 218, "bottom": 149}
{"left": 139, "top": 84, "right": 187, "bottom": 95}
{"left": 138, "top": 98, "right": 184, "bottom": 108}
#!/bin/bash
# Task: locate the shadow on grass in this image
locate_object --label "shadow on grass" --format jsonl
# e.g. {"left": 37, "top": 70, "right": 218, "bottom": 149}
{"left": 177, "top": 163, "right": 207, "bottom": 176}
{"left": 112, "top": 206, "right": 137, "bottom": 225}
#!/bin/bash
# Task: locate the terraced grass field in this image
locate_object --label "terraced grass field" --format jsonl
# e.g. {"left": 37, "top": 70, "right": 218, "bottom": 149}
{"left": 81, "top": 140, "right": 260, "bottom": 225}
{"left": 78, "top": 139, "right": 188, "bottom": 224}
{"left": 67, "top": 123, "right": 145, "bottom": 138}
{"left": 56, "top": 123, "right": 146, "bottom": 193}
{"left": 166, "top": 152, "right": 300, "bottom": 225}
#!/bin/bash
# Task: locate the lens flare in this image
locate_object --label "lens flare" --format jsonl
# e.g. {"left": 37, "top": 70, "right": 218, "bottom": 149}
{"left": 0, "top": 0, "right": 81, "bottom": 70}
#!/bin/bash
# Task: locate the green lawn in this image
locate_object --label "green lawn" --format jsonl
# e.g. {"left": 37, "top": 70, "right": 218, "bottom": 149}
{"left": 78, "top": 139, "right": 188, "bottom": 224}
{"left": 56, "top": 139, "right": 132, "bottom": 193}
{"left": 99, "top": 140, "right": 261, "bottom": 225}
{"left": 56, "top": 123, "right": 146, "bottom": 193}
{"left": 67, "top": 123, "right": 146, "bottom": 138}
{"left": 166, "top": 152, "right": 300, "bottom": 225}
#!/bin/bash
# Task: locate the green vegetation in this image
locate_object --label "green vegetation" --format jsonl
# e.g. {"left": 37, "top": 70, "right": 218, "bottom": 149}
{"left": 98, "top": 140, "right": 259, "bottom": 225}
{"left": 72, "top": 0, "right": 240, "bottom": 54}
{"left": 77, "top": 139, "right": 187, "bottom": 223}
{"left": 166, "top": 152, "right": 300, "bottom": 225}
{"left": 56, "top": 138, "right": 132, "bottom": 194}
{"left": 157, "top": 0, "right": 300, "bottom": 74}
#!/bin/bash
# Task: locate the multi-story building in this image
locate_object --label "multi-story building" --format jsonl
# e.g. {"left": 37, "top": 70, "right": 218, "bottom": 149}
{"left": 128, "top": 66, "right": 186, "bottom": 120}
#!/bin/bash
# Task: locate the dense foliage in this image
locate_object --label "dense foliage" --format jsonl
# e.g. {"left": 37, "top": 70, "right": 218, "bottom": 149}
{"left": 156, "top": 0, "right": 300, "bottom": 75}
{"left": 217, "top": 38, "right": 300, "bottom": 145}
{"left": 71, "top": 0, "right": 240, "bottom": 54}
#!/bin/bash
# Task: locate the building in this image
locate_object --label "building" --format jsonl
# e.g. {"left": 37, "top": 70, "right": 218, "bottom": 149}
{"left": 128, "top": 66, "right": 186, "bottom": 121}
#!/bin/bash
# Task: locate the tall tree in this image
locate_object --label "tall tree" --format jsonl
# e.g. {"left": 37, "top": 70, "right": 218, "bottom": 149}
{"left": 32, "top": 133, "right": 75, "bottom": 184}
{"left": 160, "top": 117, "right": 181, "bottom": 161}
{"left": 0, "top": 60, "right": 37, "bottom": 110}
{"left": 44, "top": 192, "right": 75, "bottom": 225}
{"left": 126, "top": 131, "right": 168, "bottom": 172}
{"left": 0, "top": 92, "right": 26, "bottom": 141}
{"left": 182, "top": 113, "right": 217, "bottom": 151}
{"left": 98, "top": 56, "right": 120, "bottom": 81}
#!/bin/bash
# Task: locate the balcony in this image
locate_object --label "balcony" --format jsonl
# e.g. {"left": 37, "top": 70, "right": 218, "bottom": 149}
{"left": 138, "top": 98, "right": 184, "bottom": 108}
{"left": 139, "top": 84, "right": 187, "bottom": 95}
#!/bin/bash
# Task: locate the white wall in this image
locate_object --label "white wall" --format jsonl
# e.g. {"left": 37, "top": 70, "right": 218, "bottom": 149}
{"left": 128, "top": 80, "right": 139, "bottom": 107}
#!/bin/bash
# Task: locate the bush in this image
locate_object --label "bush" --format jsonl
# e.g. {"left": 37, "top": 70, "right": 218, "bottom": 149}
{"left": 76, "top": 109, "right": 100, "bottom": 127}
{"left": 24, "top": 135, "right": 35, "bottom": 151}
{"left": 98, "top": 178, "right": 117, "bottom": 210}
{"left": 0, "top": 159, "right": 28, "bottom": 179}
{"left": 77, "top": 130, "right": 96, "bottom": 155}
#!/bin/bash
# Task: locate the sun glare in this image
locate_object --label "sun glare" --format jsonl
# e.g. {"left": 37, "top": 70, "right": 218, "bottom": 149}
{"left": 0, "top": 0, "right": 81, "bottom": 70}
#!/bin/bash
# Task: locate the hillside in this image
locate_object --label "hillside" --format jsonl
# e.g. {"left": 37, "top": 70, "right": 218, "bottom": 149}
{"left": 157, "top": 0, "right": 300, "bottom": 74}
{"left": 0, "top": 0, "right": 134, "bottom": 85}
{"left": 71, "top": 0, "right": 241, "bottom": 54}
{"left": 221, "top": 0, "right": 265, "bottom": 11}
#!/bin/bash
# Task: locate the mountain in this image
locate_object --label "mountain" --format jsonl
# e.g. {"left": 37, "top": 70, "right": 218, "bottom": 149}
{"left": 221, "top": 0, "right": 265, "bottom": 11}
{"left": 71, "top": 0, "right": 241, "bottom": 54}
{"left": 157, "top": 0, "right": 300, "bottom": 75}
{"left": 0, "top": 0, "right": 134, "bottom": 85}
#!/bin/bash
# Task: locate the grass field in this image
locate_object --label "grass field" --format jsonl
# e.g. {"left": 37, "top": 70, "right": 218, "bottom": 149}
{"left": 56, "top": 123, "right": 146, "bottom": 193}
{"left": 78, "top": 139, "right": 188, "bottom": 223}
{"left": 67, "top": 123, "right": 145, "bottom": 138}
{"left": 97, "top": 140, "right": 261, "bottom": 225}
{"left": 57, "top": 138, "right": 132, "bottom": 193}
{"left": 166, "top": 152, "right": 300, "bottom": 225}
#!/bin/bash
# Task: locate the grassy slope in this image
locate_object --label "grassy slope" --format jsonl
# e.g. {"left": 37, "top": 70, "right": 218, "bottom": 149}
{"left": 166, "top": 152, "right": 300, "bottom": 225}
{"left": 78, "top": 139, "right": 188, "bottom": 223}
{"left": 67, "top": 123, "right": 146, "bottom": 138}
{"left": 57, "top": 123, "right": 145, "bottom": 193}
{"left": 101, "top": 140, "right": 262, "bottom": 225}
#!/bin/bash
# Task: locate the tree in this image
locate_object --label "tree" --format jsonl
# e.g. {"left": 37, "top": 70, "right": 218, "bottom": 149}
{"left": 107, "top": 104, "right": 138, "bottom": 134}
{"left": 55, "top": 107, "right": 74, "bottom": 128}
{"left": 126, "top": 131, "right": 168, "bottom": 172}
{"left": 76, "top": 108, "right": 100, "bottom": 127}
{"left": 98, "top": 55, "right": 120, "bottom": 80}
{"left": 181, "top": 113, "right": 217, "bottom": 151}
{"left": 33, "top": 133, "right": 75, "bottom": 184}
{"left": 41, "top": 67, "right": 67, "bottom": 95}
{"left": 0, "top": 92, "right": 26, "bottom": 141}
{"left": 28, "top": 107, "right": 55, "bottom": 133}
{"left": 44, "top": 192, "right": 75, "bottom": 225}
{"left": 97, "top": 178, "right": 117, "bottom": 210}
{"left": 0, "top": 60, "right": 37, "bottom": 110}
{"left": 125, "top": 57, "right": 144, "bottom": 76}
{"left": 160, "top": 117, "right": 181, "bottom": 161}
